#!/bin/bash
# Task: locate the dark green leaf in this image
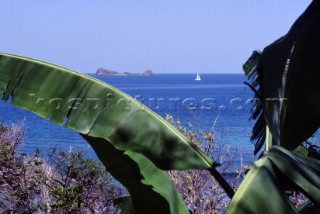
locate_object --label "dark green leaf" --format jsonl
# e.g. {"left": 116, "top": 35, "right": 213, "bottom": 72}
{"left": 82, "top": 135, "right": 189, "bottom": 214}
{"left": 256, "top": 1, "right": 320, "bottom": 150}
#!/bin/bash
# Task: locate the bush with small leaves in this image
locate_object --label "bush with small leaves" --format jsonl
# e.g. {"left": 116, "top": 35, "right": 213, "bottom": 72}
{"left": 0, "top": 123, "right": 123, "bottom": 213}
{"left": 166, "top": 114, "right": 246, "bottom": 213}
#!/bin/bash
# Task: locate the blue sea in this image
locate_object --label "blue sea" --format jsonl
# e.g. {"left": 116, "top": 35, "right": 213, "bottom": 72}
{"left": 0, "top": 73, "right": 258, "bottom": 166}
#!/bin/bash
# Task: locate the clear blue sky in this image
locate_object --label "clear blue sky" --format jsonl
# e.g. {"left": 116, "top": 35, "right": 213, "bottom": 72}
{"left": 0, "top": 1, "right": 312, "bottom": 73}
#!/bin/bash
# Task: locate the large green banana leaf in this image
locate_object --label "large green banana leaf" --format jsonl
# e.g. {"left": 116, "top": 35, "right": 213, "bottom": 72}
{"left": 0, "top": 53, "right": 220, "bottom": 213}
{"left": 226, "top": 146, "right": 320, "bottom": 214}
{"left": 244, "top": 0, "right": 320, "bottom": 153}
{"left": 0, "top": 53, "right": 214, "bottom": 170}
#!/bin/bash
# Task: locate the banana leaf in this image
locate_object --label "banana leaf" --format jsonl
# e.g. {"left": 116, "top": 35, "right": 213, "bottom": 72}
{"left": 0, "top": 53, "right": 215, "bottom": 170}
{"left": 244, "top": 0, "right": 320, "bottom": 153}
{"left": 226, "top": 146, "right": 320, "bottom": 214}
{"left": 0, "top": 53, "right": 220, "bottom": 213}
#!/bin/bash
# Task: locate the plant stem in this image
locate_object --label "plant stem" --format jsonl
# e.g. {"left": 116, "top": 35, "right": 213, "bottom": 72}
{"left": 209, "top": 167, "right": 235, "bottom": 199}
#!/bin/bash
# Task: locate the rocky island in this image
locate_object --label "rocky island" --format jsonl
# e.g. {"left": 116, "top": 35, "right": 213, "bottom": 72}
{"left": 96, "top": 68, "right": 155, "bottom": 76}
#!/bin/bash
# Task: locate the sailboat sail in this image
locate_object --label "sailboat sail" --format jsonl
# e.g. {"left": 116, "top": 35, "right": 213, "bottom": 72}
{"left": 195, "top": 73, "right": 201, "bottom": 81}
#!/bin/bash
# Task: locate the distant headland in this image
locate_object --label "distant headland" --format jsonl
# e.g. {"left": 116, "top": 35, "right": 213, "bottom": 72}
{"left": 96, "top": 68, "right": 155, "bottom": 76}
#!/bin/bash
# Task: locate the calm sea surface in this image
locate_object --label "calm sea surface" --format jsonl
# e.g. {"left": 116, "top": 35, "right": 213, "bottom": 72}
{"left": 0, "top": 73, "right": 258, "bottom": 166}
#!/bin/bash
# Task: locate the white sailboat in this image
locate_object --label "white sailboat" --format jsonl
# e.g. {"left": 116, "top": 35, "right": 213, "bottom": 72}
{"left": 195, "top": 73, "right": 201, "bottom": 81}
